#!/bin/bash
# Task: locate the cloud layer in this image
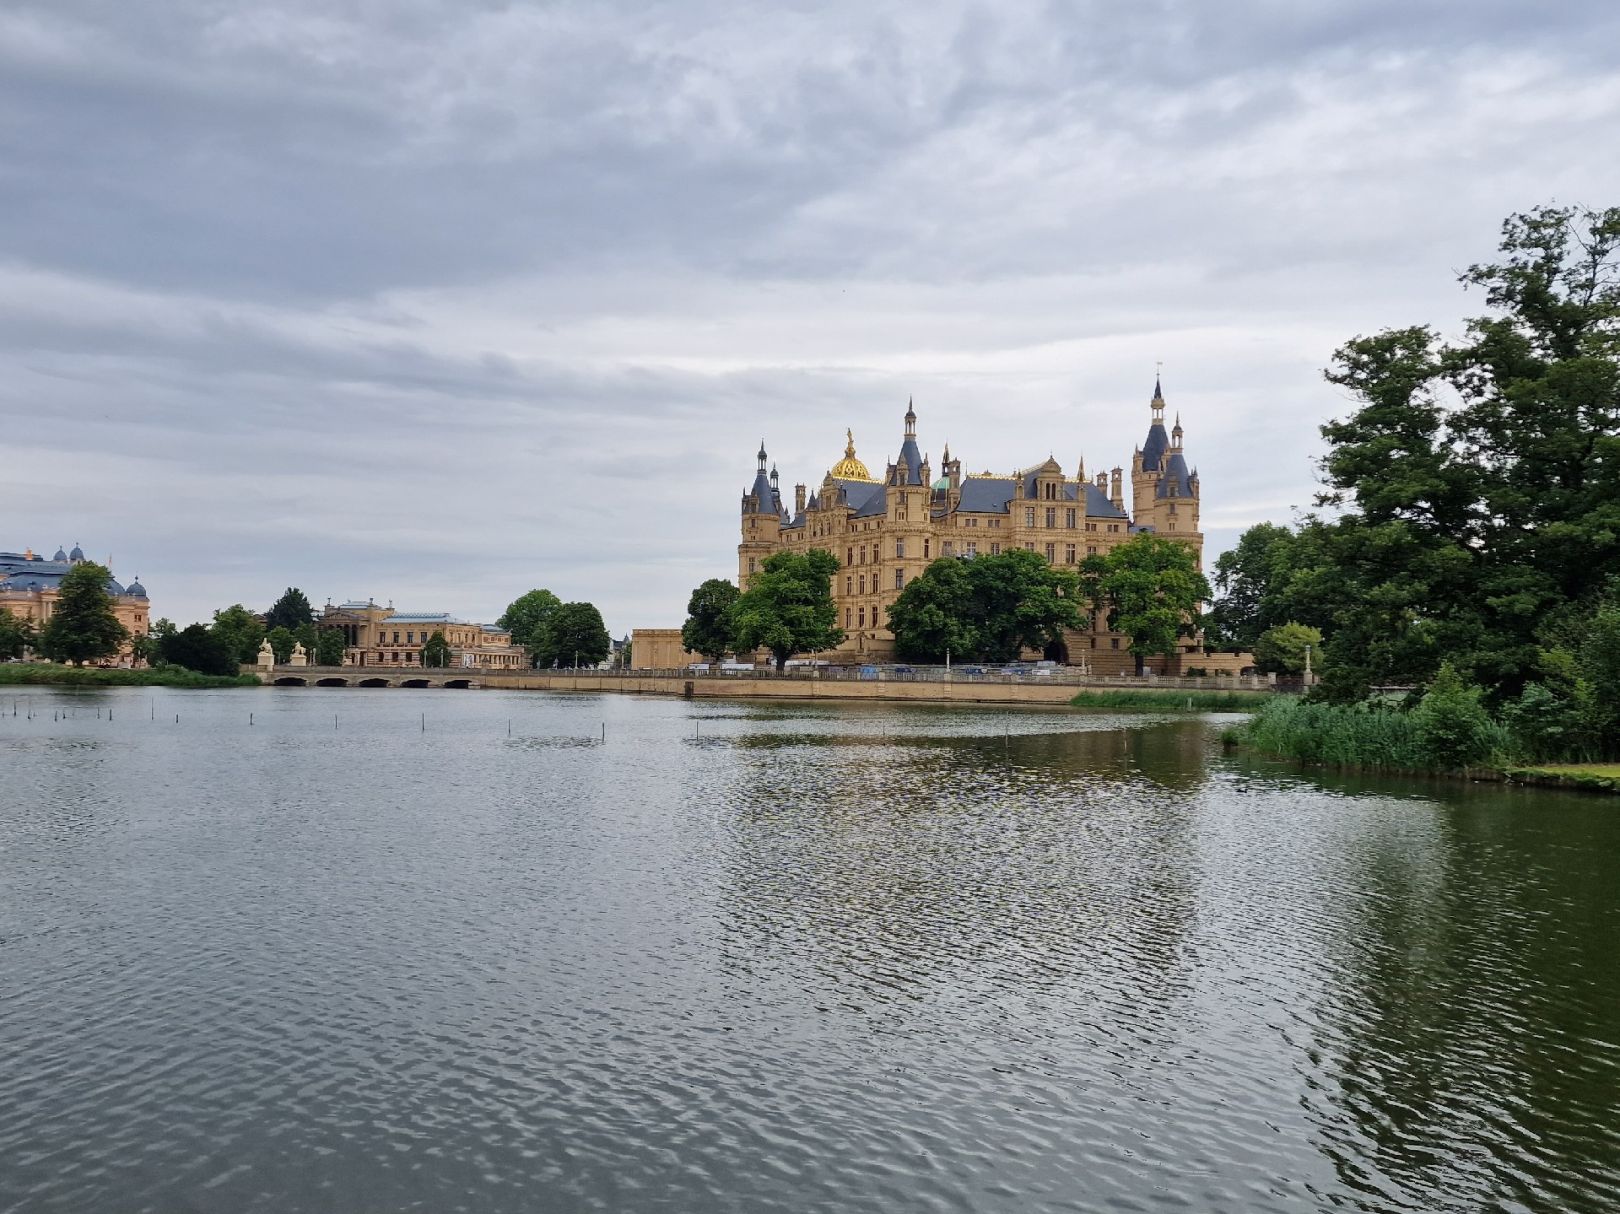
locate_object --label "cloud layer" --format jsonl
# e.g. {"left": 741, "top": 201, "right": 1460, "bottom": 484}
{"left": 4, "top": 1, "right": 1619, "bottom": 629}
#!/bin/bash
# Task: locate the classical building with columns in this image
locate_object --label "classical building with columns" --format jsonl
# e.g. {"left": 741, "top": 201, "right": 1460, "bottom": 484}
{"left": 739, "top": 379, "right": 1210, "bottom": 672}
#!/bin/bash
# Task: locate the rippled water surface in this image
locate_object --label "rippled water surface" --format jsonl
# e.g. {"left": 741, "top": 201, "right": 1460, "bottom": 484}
{"left": 2, "top": 687, "right": 1618, "bottom": 1213}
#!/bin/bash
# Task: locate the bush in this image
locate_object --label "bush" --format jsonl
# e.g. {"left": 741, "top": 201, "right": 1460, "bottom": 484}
{"left": 1413, "top": 664, "right": 1497, "bottom": 770}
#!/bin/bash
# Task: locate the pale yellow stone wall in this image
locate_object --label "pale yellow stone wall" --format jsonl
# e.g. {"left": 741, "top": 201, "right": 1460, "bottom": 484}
{"left": 631, "top": 628, "right": 700, "bottom": 670}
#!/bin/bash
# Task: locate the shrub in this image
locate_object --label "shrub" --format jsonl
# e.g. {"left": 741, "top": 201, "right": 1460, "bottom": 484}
{"left": 1413, "top": 664, "right": 1498, "bottom": 770}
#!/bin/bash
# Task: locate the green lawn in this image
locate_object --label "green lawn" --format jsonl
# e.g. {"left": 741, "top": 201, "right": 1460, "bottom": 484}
{"left": 0, "top": 664, "right": 258, "bottom": 689}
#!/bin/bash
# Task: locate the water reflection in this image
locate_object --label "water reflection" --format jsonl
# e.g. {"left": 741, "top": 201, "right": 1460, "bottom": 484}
{"left": 1, "top": 690, "right": 1616, "bottom": 1214}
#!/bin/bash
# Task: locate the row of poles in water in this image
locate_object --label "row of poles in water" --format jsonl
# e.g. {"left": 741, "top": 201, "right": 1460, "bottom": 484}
{"left": 5, "top": 700, "right": 612, "bottom": 740}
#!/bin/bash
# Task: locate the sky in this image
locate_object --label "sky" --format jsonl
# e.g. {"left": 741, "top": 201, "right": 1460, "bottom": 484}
{"left": 4, "top": 1, "right": 1619, "bottom": 634}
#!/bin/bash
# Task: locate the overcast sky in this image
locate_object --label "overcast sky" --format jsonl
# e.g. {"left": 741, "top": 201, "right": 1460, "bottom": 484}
{"left": 4, "top": 1, "right": 1619, "bottom": 633}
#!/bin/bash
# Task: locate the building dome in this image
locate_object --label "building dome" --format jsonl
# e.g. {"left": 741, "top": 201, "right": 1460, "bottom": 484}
{"left": 829, "top": 429, "right": 875, "bottom": 482}
{"left": 53, "top": 547, "right": 67, "bottom": 562}
{"left": 127, "top": 577, "right": 146, "bottom": 597}
{"left": 68, "top": 544, "right": 85, "bottom": 562}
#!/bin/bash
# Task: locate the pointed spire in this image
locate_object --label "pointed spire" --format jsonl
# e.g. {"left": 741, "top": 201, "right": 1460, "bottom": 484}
{"left": 942, "top": 440, "right": 951, "bottom": 463}
{"left": 1077, "top": 453, "right": 1086, "bottom": 481}
{"left": 904, "top": 397, "right": 917, "bottom": 438}
{"left": 757, "top": 440, "right": 767, "bottom": 469}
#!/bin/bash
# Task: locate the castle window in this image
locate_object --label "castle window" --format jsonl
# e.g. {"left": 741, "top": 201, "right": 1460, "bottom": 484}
{"left": 1045, "top": 508, "right": 1056, "bottom": 528}
{"left": 895, "top": 539, "right": 904, "bottom": 559}
{"left": 1065, "top": 544, "right": 1076, "bottom": 564}
{"left": 1087, "top": 545, "right": 1097, "bottom": 555}
{"left": 859, "top": 575, "right": 866, "bottom": 594}
{"left": 872, "top": 544, "right": 880, "bottom": 562}
{"left": 749, "top": 557, "right": 757, "bottom": 574}
{"left": 1024, "top": 542, "right": 1034, "bottom": 552}
{"left": 845, "top": 577, "right": 852, "bottom": 594}
{"left": 847, "top": 547, "right": 854, "bottom": 565}
{"left": 858, "top": 607, "right": 866, "bottom": 628}
{"left": 924, "top": 540, "right": 930, "bottom": 558}
{"left": 1066, "top": 509, "right": 1076, "bottom": 528}
{"left": 1024, "top": 508, "right": 1035, "bottom": 527}
{"left": 895, "top": 569, "right": 904, "bottom": 589}
{"left": 845, "top": 608, "right": 851, "bottom": 627}
{"left": 991, "top": 543, "right": 1001, "bottom": 555}
{"left": 943, "top": 541, "right": 953, "bottom": 556}
{"left": 965, "top": 542, "right": 977, "bottom": 557}
{"left": 406, "top": 631, "right": 414, "bottom": 644}
{"left": 1044, "top": 543, "right": 1055, "bottom": 562}
{"left": 1086, "top": 522, "right": 1097, "bottom": 532}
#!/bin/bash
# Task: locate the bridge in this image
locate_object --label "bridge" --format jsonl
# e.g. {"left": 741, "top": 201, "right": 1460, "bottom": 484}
{"left": 254, "top": 665, "right": 483, "bottom": 689}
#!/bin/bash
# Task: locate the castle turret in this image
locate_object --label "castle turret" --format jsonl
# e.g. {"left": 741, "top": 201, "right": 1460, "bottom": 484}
{"left": 1132, "top": 376, "right": 1171, "bottom": 521}
{"left": 738, "top": 440, "right": 781, "bottom": 588}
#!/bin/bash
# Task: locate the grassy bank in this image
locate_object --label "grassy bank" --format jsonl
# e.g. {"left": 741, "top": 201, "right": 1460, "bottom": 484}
{"left": 1069, "top": 688, "right": 1274, "bottom": 711}
{"left": 0, "top": 665, "right": 259, "bottom": 690}
{"left": 1502, "top": 765, "right": 1620, "bottom": 793}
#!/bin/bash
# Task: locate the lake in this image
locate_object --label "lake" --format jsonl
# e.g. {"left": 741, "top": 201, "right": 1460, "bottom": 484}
{"left": 1, "top": 687, "right": 1616, "bottom": 1213}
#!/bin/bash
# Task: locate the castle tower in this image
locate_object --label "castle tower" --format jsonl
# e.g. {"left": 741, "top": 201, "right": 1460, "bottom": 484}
{"left": 1131, "top": 375, "right": 1170, "bottom": 521}
{"left": 738, "top": 440, "right": 781, "bottom": 589}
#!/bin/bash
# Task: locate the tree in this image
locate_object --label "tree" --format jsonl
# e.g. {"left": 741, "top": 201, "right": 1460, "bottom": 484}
{"left": 266, "top": 625, "right": 295, "bottom": 663}
{"left": 1304, "top": 204, "right": 1620, "bottom": 701}
{"left": 0, "top": 607, "right": 37, "bottom": 660}
{"left": 1253, "top": 622, "right": 1323, "bottom": 675}
{"left": 211, "top": 604, "right": 265, "bottom": 666}
{"left": 498, "top": 589, "right": 562, "bottom": 659}
{"left": 536, "top": 602, "right": 611, "bottom": 668}
{"left": 264, "top": 587, "right": 314, "bottom": 632}
{"left": 886, "top": 549, "right": 1081, "bottom": 663}
{"left": 160, "top": 623, "right": 237, "bottom": 676}
{"left": 422, "top": 630, "right": 451, "bottom": 668}
{"left": 293, "top": 621, "right": 318, "bottom": 660}
{"left": 40, "top": 562, "right": 128, "bottom": 665}
{"left": 1209, "top": 523, "right": 1302, "bottom": 651}
{"left": 731, "top": 549, "right": 844, "bottom": 671}
{"left": 315, "top": 627, "right": 347, "bottom": 666}
{"left": 1080, "top": 533, "right": 1211, "bottom": 676}
{"left": 681, "top": 578, "right": 740, "bottom": 662}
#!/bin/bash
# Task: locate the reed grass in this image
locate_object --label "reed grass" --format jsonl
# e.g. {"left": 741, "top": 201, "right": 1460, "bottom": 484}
{"left": 0, "top": 665, "right": 258, "bottom": 689}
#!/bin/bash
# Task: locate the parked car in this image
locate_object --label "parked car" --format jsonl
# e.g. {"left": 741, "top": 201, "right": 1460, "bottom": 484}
{"left": 958, "top": 665, "right": 986, "bottom": 676}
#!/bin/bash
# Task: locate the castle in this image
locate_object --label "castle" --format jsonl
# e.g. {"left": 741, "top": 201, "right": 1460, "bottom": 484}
{"left": 739, "top": 379, "right": 1207, "bottom": 672}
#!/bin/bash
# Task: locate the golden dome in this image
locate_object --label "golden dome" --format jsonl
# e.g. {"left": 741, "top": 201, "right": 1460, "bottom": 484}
{"left": 829, "top": 428, "right": 876, "bottom": 481}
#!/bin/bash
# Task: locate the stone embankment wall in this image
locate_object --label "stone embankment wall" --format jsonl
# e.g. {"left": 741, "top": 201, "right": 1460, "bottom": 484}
{"left": 482, "top": 672, "right": 1134, "bottom": 705}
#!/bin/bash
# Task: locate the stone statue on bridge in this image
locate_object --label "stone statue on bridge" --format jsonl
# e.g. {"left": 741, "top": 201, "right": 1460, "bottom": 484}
{"left": 257, "top": 638, "right": 274, "bottom": 671}
{"left": 289, "top": 641, "right": 308, "bottom": 668}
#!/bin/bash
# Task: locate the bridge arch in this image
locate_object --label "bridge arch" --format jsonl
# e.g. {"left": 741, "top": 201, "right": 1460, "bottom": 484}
{"left": 272, "top": 676, "right": 307, "bottom": 687}
{"left": 444, "top": 679, "right": 473, "bottom": 689}
{"left": 357, "top": 677, "right": 390, "bottom": 688}
{"left": 400, "top": 678, "right": 432, "bottom": 689}
{"left": 315, "top": 677, "right": 349, "bottom": 687}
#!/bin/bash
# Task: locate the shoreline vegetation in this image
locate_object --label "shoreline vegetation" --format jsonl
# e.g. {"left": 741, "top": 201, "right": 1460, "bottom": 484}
{"left": 0, "top": 664, "right": 258, "bottom": 690}
{"left": 1230, "top": 695, "right": 1620, "bottom": 794}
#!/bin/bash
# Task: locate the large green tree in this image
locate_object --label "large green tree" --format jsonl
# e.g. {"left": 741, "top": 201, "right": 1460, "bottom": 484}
{"left": 210, "top": 604, "right": 265, "bottom": 666}
{"left": 315, "top": 627, "right": 347, "bottom": 666}
{"left": 160, "top": 624, "right": 237, "bottom": 676}
{"left": 499, "top": 589, "right": 563, "bottom": 660}
{"left": 40, "top": 562, "right": 128, "bottom": 665}
{"left": 1081, "top": 533, "right": 1211, "bottom": 676}
{"left": 536, "top": 602, "right": 611, "bottom": 668}
{"left": 0, "top": 607, "right": 37, "bottom": 660}
{"left": 681, "top": 578, "right": 740, "bottom": 662}
{"left": 267, "top": 626, "right": 296, "bottom": 663}
{"left": 1209, "top": 522, "right": 1303, "bottom": 651}
{"left": 264, "top": 587, "right": 314, "bottom": 632}
{"left": 732, "top": 549, "right": 844, "bottom": 671}
{"left": 422, "top": 630, "right": 451, "bottom": 668}
{"left": 1304, "top": 204, "right": 1620, "bottom": 701}
{"left": 887, "top": 549, "right": 1081, "bottom": 662}
{"left": 1253, "top": 622, "right": 1323, "bottom": 675}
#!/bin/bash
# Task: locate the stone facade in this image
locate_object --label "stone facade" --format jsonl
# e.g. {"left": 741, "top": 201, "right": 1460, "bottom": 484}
{"left": 740, "top": 380, "right": 1206, "bottom": 670}
{"left": 319, "top": 601, "right": 526, "bottom": 669}
{"left": 630, "top": 628, "right": 700, "bottom": 670}
{"left": 0, "top": 545, "right": 150, "bottom": 662}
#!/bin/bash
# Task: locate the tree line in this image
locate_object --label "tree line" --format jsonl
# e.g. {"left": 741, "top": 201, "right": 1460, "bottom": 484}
{"left": 1210, "top": 204, "right": 1620, "bottom": 766}
{"left": 681, "top": 533, "right": 1210, "bottom": 672}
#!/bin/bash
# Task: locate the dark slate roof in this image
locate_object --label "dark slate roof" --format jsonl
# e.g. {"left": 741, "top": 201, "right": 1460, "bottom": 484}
{"left": 126, "top": 579, "right": 146, "bottom": 597}
{"left": 852, "top": 486, "right": 888, "bottom": 518}
{"left": 1141, "top": 421, "right": 1169, "bottom": 472}
{"left": 69, "top": 545, "right": 85, "bottom": 561}
{"left": 827, "top": 478, "right": 885, "bottom": 514}
{"left": 897, "top": 437, "right": 923, "bottom": 485}
{"left": 954, "top": 476, "right": 1128, "bottom": 519}
{"left": 746, "top": 468, "right": 775, "bottom": 512}
{"left": 1156, "top": 451, "right": 1193, "bottom": 498}
{"left": 53, "top": 548, "right": 68, "bottom": 561}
